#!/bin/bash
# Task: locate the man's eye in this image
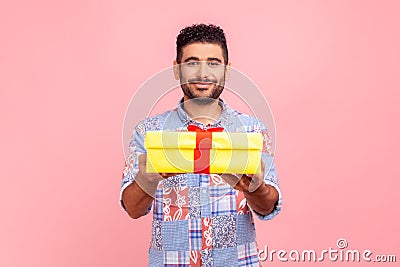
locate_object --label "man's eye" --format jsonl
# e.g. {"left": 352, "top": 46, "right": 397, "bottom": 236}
{"left": 208, "top": 61, "right": 220, "bottom": 66}
{"left": 186, "top": 61, "right": 199, "bottom": 66}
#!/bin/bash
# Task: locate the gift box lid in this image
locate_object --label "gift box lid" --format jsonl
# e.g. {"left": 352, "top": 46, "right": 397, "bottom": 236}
{"left": 145, "top": 131, "right": 262, "bottom": 150}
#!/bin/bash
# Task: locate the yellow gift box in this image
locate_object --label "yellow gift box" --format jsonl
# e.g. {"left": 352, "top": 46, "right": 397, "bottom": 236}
{"left": 145, "top": 131, "right": 262, "bottom": 174}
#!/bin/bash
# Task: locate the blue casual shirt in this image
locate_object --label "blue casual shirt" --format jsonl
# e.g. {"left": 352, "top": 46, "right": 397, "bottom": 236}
{"left": 120, "top": 99, "right": 282, "bottom": 267}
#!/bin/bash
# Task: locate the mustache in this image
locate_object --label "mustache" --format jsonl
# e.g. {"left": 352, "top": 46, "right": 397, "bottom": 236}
{"left": 187, "top": 77, "right": 218, "bottom": 84}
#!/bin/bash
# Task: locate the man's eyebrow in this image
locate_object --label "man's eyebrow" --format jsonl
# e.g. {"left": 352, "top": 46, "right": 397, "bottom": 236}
{"left": 207, "top": 57, "right": 222, "bottom": 63}
{"left": 183, "top": 57, "right": 223, "bottom": 63}
{"left": 183, "top": 57, "right": 200, "bottom": 62}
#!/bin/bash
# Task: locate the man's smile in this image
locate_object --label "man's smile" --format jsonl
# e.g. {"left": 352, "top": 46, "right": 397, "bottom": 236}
{"left": 191, "top": 82, "right": 213, "bottom": 90}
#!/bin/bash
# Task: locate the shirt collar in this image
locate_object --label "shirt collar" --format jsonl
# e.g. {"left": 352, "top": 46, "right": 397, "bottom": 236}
{"left": 176, "top": 98, "right": 233, "bottom": 128}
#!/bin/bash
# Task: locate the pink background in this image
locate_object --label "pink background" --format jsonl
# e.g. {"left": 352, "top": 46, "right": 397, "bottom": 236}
{"left": 1, "top": 0, "right": 399, "bottom": 266}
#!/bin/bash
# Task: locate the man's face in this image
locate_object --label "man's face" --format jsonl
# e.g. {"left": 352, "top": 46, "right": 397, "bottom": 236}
{"left": 175, "top": 42, "right": 229, "bottom": 104}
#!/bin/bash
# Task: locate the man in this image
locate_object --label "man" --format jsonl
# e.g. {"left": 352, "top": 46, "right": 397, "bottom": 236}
{"left": 121, "top": 23, "right": 282, "bottom": 266}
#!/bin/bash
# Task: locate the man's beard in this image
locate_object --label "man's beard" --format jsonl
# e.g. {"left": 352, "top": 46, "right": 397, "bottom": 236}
{"left": 180, "top": 77, "right": 225, "bottom": 105}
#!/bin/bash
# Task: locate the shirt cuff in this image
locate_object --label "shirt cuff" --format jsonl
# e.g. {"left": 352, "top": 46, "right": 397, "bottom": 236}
{"left": 252, "top": 180, "right": 282, "bottom": 221}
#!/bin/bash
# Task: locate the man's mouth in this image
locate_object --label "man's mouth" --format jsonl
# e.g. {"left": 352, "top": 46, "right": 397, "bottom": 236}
{"left": 191, "top": 82, "right": 213, "bottom": 89}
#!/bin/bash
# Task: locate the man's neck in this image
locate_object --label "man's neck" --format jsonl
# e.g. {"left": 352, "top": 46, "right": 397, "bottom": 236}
{"left": 182, "top": 98, "right": 222, "bottom": 126}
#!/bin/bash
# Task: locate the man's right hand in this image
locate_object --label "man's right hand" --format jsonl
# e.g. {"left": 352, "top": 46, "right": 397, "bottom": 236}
{"left": 137, "top": 154, "right": 180, "bottom": 187}
{"left": 122, "top": 154, "right": 180, "bottom": 219}
{"left": 136, "top": 154, "right": 164, "bottom": 185}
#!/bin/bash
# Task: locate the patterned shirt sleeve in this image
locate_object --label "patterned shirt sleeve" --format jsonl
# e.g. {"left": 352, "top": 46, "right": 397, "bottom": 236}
{"left": 119, "top": 121, "right": 148, "bottom": 212}
{"left": 253, "top": 121, "right": 282, "bottom": 221}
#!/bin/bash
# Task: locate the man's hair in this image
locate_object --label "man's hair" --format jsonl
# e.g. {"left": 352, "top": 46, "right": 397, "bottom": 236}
{"left": 176, "top": 23, "right": 228, "bottom": 64}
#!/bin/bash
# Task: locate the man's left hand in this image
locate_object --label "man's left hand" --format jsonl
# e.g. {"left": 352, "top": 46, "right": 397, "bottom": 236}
{"left": 220, "top": 161, "right": 265, "bottom": 192}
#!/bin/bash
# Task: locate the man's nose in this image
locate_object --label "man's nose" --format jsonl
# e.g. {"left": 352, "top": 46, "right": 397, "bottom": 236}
{"left": 197, "top": 61, "right": 209, "bottom": 78}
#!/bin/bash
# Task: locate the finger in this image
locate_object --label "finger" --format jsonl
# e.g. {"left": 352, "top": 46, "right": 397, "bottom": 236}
{"left": 220, "top": 173, "right": 241, "bottom": 188}
{"left": 138, "top": 153, "right": 147, "bottom": 164}
{"left": 159, "top": 173, "right": 180, "bottom": 178}
{"left": 248, "top": 173, "right": 264, "bottom": 192}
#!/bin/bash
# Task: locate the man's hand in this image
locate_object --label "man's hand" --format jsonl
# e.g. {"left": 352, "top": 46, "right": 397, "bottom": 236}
{"left": 220, "top": 160, "right": 279, "bottom": 216}
{"left": 135, "top": 154, "right": 180, "bottom": 194}
{"left": 220, "top": 160, "right": 265, "bottom": 192}
{"left": 122, "top": 154, "right": 179, "bottom": 219}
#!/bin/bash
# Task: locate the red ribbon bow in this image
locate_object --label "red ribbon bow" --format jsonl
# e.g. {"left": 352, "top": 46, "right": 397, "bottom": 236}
{"left": 187, "top": 124, "right": 224, "bottom": 174}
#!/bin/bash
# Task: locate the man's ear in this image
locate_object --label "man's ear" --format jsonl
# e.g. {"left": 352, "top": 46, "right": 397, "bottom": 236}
{"left": 225, "top": 62, "right": 232, "bottom": 81}
{"left": 173, "top": 60, "right": 180, "bottom": 80}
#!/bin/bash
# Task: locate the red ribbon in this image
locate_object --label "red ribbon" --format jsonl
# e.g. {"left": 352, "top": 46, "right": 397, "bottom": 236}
{"left": 187, "top": 125, "right": 224, "bottom": 174}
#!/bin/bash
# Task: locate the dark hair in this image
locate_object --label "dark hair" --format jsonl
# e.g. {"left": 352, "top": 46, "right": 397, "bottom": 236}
{"left": 176, "top": 23, "right": 228, "bottom": 64}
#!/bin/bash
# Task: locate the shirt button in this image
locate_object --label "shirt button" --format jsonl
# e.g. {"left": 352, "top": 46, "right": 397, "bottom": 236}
{"left": 202, "top": 189, "right": 207, "bottom": 193}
